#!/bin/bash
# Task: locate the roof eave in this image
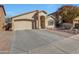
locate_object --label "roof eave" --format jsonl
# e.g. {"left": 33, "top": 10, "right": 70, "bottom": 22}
{"left": 0, "top": 5, "right": 6, "bottom": 15}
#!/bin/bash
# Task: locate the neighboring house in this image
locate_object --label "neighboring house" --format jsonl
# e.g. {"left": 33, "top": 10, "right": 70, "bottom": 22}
{"left": 73, "top": 16, "right": 79, "bottom": 29}
{"left": 0, "top": 5, "right": 6, "bottom": 31}
{"left": 11, "top": 10, "right": 55, "bottom": 31}
{"left": 48, "top": 12, "right": 62, "bottom": 28}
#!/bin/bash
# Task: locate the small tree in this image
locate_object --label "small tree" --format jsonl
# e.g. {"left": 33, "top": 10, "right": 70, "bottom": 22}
{"left": 57, "top": 5, "right": 79, "bottom": 23}
{"left": 5, "top": 17, "right": 12, "bottom": 23}
{"left": 5, "top": 17, "right": 12, "bottom": 31}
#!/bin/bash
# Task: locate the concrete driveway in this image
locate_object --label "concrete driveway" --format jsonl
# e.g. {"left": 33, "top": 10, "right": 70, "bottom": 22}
{"left": 10, "top": 30, "right": 76, "bottom": 54}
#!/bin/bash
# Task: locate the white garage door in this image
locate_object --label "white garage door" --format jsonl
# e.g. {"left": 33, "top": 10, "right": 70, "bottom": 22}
{"left": 13, "top": 20, "right": 32, "bottom": 30}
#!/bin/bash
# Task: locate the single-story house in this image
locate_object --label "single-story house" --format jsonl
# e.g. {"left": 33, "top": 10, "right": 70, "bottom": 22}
{"left": 11, "top": 10, "right": 55, "bottom": 31}
{"left": 0, "top": 5, "right": 6, "bottom": 31}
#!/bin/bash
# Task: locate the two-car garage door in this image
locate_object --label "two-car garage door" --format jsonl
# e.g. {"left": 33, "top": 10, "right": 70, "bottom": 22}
{"left": 13, "top": 20, "right": 32, "bottom": 30}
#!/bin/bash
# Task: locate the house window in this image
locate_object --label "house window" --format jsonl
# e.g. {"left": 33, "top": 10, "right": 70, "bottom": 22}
{"left": 48, "top": 20, "right": 53, "bottom": 26}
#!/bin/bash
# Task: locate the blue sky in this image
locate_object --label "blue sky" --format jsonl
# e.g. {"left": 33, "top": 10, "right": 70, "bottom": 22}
{"left": 4, "top": 4, "right": 79, "bottom": 17}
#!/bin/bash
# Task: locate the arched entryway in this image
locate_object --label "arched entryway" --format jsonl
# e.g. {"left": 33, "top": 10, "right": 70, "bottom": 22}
{"left": 40, "top": 16, "right": 45, "bottom": 29}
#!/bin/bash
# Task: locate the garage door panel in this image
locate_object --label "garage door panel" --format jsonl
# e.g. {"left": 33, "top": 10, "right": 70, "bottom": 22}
{"left": 14, "top": 21, "right": 32, "bottom": 30}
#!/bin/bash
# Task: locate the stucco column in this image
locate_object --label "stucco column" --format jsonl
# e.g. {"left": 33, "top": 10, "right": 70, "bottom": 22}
{"left": 38, "top": 14, "right": 41, "bottom": 29}
{"left": 36, "top": 20, "right": 38, "bottom": 29}
{"left": 37, "top": 10, "right": 41, "bottom": 29}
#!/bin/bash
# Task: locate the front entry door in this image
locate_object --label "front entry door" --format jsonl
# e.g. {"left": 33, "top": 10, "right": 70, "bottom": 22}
{"left": 40, "top": 16, "right": 45, "bottom": 29}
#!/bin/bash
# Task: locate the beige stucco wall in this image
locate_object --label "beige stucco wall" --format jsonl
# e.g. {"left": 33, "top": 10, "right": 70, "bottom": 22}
{"left": 73, "top": 17, "right": 79, "bottom": 28}
{"left": 73, "top": 20, "right": 79, "bottom": 28}
{"left": 73, "top": 20, "right": 79, "bottom": 24}
{"left": 12, "top": 11, "right": 36, "bottom": 30}
{"left": 38, "top": 11, "right": 47, "bottom": 29}
{"left": 12, "top": 11, "right": 37, "bottom": 20}
{"left": 39, "top": 12, "right": 47, "bottom": 16}
{"left": 45, "top": 16, "right": 55, "bottom": 29}
{"left": 0, "top": 7, "right": 5, "bottom": 31}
